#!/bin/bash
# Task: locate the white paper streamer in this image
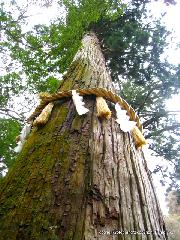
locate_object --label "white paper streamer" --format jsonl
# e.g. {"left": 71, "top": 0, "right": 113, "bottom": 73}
{"left": 14, "top": 123, "right": 32, "bottom": 153}
{"left": 14, "top": 141, "right": 24, "bottom": 153}
{"left": 115, "top": 103, "right": 136, "bottom": 132}
{"left": 72, "top": 90, "right": 89, "bottom": 115}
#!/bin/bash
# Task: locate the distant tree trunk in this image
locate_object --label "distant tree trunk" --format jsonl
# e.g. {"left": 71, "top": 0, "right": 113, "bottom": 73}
{"left": 0, "top": 32, "right": 168, "bottom": 240}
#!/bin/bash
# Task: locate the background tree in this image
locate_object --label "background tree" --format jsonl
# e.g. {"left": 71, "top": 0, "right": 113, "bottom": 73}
{"left": 0, "top": 0, "right": 179, "bottom": 193}
{"left": 164, "top": 215, "right": 180, "bottom": 240}
{"left": 164, "top": 190, "right": 180, "bottom": 240}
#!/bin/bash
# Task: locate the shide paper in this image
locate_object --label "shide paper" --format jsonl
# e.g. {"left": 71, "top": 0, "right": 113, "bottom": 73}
{"left": 72, "top": 90, "right": 89, "bottom": 115}
{"left": 14, "top": 123, "right": 32, "bottom": 153}
{"left": 115, "top": 103, "right": 136, "bottom": 132}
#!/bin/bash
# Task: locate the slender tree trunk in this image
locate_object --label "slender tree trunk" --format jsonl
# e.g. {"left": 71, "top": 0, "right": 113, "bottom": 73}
{"left": 0, "top": 32, "right": 168, "bottom": 240}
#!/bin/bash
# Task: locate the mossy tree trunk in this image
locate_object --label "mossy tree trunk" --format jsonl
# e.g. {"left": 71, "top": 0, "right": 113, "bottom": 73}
{"left": 0, "top": 32, "right": 168, "bottom": 240}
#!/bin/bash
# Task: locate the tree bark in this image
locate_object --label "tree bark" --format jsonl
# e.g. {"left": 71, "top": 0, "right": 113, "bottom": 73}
{"left": 0, "top": 32, "right": 168, "bottom": 240}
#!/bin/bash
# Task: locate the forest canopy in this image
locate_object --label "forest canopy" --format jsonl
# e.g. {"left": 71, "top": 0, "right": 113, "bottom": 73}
{"left": 0, "top": 0, "right": 179, "bottom": 195}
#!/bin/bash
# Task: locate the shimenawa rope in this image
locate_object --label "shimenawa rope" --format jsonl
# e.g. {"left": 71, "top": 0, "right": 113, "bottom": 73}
{"left": 27, "top": 88, "right": 143, "bottom": 132}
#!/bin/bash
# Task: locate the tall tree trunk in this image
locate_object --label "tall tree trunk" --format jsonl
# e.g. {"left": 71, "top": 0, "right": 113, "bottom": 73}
{"left": 0, "top": 32, "right": 167, "bottom": 240}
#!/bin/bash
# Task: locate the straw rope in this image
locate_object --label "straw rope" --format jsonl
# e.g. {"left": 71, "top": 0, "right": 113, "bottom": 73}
{"left": 27, "top": 88, "right": 143, "bottom": 132}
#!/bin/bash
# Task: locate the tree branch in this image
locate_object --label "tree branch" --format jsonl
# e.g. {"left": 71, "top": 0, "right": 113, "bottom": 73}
{"left": 0, "top": 108, "right": 24, "bottom": 121}
{"left": 0, "top": 110, "right": 19, "bottom": 120}
{"left": 142, "top": 113, "right": 167, "bottom": 128}
{"left": 145, "top": 124, "right": 180, "bottom": 139}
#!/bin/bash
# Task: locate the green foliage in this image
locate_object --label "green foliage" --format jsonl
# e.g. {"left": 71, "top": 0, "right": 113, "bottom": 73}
{"left": 3, "top": 0, "right": 125, "bottom": 88}
{"left": 0, "top": 73, "right": 24, "bottom": 104}
{"left": 0, "top": 119, "right": 20, "bottom": 174}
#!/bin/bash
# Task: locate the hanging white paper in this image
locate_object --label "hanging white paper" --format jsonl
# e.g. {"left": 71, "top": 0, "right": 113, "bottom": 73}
{"left": 20, "top": 123, "right": 31, "bottom": 141}
{"left": 14, "top": 141, "right": 24, "bottom": 153}
{"left": 14, "top": 123, "right": 32, "bottom": 153}
{"left": 72, "top": 90, "right": 89, "bottom": 115}
{"left": 115, "top": 103, "right": 136, "bottom": 132}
